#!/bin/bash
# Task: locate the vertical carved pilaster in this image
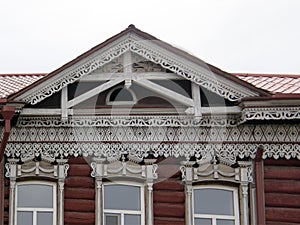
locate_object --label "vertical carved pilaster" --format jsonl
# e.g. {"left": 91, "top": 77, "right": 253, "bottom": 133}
{"left": 57, "top": 159, "right": 69, "bottom": 225}
{"left": 58, "top": 180, "right": 65, "bottom": 225}
{"left": 144, "top": 159, "right": 157, "bottom": 225}
{"left": 238, "top": 161, "right": 252, "bottom": 225}
{"left": 91, "top": 158, "right": 106, "bottom": 225}
{"left": 9, "top": 180, "right": 16, "bottom": 225}
{"left": 95, "top": 179, "right": 103, "bottom": 225}
{"left": 6, "top": 159, "right": 18, "bottom": 225}
{"left": 180, "top": 161, "right": 195, "bottom": 225}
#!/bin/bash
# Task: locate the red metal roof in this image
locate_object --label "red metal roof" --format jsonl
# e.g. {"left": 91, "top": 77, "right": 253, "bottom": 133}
{"left": 235, "top": 73, "right": 300, "bottom": 94}
{"left": 0, "top": 74, "right": 46, "bottom": 99}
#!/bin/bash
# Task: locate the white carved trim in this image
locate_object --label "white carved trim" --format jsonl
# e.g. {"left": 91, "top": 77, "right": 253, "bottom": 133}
{"left": 17, "top": 36, "right": 259, "bottom": 104}
{"left": 5, "top": 159, "right": 69, "bottom": 225}
{"left": 16, "top": 115, "right": 240, "bottom": 127}
{"left": 241, "top": 106, "right": 300, "bottom": 122}
{"left": 181, "top": 160, "right": 252, "bottom": 225}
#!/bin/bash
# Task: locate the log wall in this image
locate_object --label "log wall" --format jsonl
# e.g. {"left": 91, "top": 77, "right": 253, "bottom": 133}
{"left": 153, "top": 157, "right": 185, "bottom": 225}
{"left": 264, "top": 159, "right": 300, "bottom": 225}
{"left": 64, "top": 157, "right": 95, "bottom": 225}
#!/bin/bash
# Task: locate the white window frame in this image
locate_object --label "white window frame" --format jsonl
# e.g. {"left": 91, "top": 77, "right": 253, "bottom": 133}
{"left": 192, "top": 185, "right": 240, "bottom": 225}
{"left": 15, "top": 181, "right": 57, "bottom": 225}
{"left": 103, "top": 182, "right": 145, "bottom": 225}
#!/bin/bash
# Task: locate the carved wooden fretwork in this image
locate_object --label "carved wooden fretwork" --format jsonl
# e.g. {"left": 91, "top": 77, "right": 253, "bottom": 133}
{"left": 90, "top": 156, "right": 157, "bottom": 225}
{"left": 5, "top": 158, "right": 69, "bottom": 225}
{"left": 132, "top": 53, "right": 167, "bottom": 72}
{"left": 18, "top": 37, "right": 258, "bottom": 105}
{"left": 5, "top": 122, "right": 300, "bottom": 161}
{"left": 90, "top": 56, "right": 124, "bottom": 73}
{"left": 16, "top": 115, "right": 240, "bottom": 127}
{"left": 90, "top": 156, "right": 157, "bottom": 181}
{"left": 180, "top": 159, "right": 253, "bottom": 225}
{"left": 241, "top": 106, "right": 300, "bottom": 122}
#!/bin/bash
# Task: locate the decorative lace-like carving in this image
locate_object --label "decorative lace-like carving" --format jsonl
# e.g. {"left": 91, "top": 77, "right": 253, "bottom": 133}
{"left": 22, "top": 37, "right": 258, "bottom": 105}
{"left": 17, "top": 115, "right": 239, "bottom": 127}
{"left": 241, "top": 107, "right": 300, "bottom": 122}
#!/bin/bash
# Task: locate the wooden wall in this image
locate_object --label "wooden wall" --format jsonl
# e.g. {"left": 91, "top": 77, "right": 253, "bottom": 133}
{"left": 264, "top": 159, "right": 300, "bottom": 225}
{"left": 153, "top": 157, "right": 185, "bottom": 225}
{"left": 65, "top": 157, "right": 95, "bottom": 225}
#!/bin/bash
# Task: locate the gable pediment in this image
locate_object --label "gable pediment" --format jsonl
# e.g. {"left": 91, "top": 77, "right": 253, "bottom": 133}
{"left": 13, "top": 26, "right": 265, "bottom": 113}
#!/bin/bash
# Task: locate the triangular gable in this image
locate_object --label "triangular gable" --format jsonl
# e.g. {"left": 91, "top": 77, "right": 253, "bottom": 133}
{"left": 10, "top": 25, "right": 268, "bottom": 106}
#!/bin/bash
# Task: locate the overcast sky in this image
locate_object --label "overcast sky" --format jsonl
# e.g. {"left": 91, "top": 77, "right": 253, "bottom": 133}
{"left": 1, "top": 0, "right": 300, "bottom": 74}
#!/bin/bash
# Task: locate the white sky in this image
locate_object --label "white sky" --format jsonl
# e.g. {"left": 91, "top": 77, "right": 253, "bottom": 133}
{"left": 0, "top": 0, "right": 300, "bottom": 74}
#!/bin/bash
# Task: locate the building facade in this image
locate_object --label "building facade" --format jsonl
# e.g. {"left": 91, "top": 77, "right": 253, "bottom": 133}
{"left": 1, "top": 25, "right": 300, "bottom": 225}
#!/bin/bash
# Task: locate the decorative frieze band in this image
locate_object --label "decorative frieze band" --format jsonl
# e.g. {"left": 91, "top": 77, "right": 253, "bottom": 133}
{"left": 4, "top": 142, "right": 300, "bottom": 162}
{"left": 9, "top": 123, "right": 300, "bottom": 143}
{"left": 16, "top": 115, "right": 239, "bottom": 127}
{"left": 241, "top": 107, "right": 300, "bottom": 122}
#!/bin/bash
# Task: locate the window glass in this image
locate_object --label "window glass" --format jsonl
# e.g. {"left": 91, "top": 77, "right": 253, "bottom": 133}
{"left": 105, "top": 214, "right": 120, "bottom": 225}
{"left": 194, "top": 188, "right": 234, "bottom": 215}
{"left": 217, "top": 219, "right": 235, "bottom": 225}
{"left": 37, "top": 212, "right": 53, "bottom": 225}
{"left": 104, "top": 184, "right": 141, "bottom": 210}
{"left": 110, "top": 88, "right": 134, "bottom": 102}
{"left": 194, "top": 218, "right": 212, "bottom": 225}
{"left": 125, "top": 214, "right": 141, "bottom": 225}
{"left": 17, "top": 184, "right": 53, "bottom": 208}
{"left": 103, "top": 183, "right": 143, "bottom": 225}
{"left": 17, "top": 211, "right": 33, "bottom": 225}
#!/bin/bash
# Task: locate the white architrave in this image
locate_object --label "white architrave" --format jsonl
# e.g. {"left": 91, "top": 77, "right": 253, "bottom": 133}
{"left": 180, "top": 159, "right": 253, "bottom": 225}
{"left": 90, "top": 156, "right": 157, "bottom": 225}
{"left": 5, "top": 158, "right": 69, "bottom": 225}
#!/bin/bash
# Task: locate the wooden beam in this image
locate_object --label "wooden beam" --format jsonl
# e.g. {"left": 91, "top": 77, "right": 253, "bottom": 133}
{"left": 134, "top": 79, "right": 194, "bottom": 107}
{"left": 191, "top": 83, "right": 201, "bottom": 117}
{"left": 123, "top": 51, "right": 132, "bottom": 88}
{"left": 61, "top": 87, "right": 68, "bottom": 120}
{"left": 80, "top": 72, "right": 181, "bottom": 82}
{"left": 67, "top": 78, "right": 124, "bottom": 108}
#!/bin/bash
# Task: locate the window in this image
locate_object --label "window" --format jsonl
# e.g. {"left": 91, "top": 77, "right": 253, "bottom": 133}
{"left": 103, "top": 183, "right": 144, "bottom": 225}
{"left": 106, "top": 85, "right": 137, "bottom": 105}
{"left": 15, "top": 182, "right": 56, "bottom": 225}
{"left": 193, "top": 186, "right": 239, "bottom": 225}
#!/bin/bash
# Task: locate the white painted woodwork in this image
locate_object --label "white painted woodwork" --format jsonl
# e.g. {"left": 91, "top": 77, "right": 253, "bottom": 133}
{"left": 61, "top": 87, "right": 68, "bottom": 120}
{"left": 191, "top": 83, "right": 202, "bottom": 117}
{"left": 67, "top": 78, "right": 124, "bottom": 108}
{"left": 123, "top": 51, "right": 133, "bottom": 88}
{"left": 134, "top": 79, "right": 195, "bottom": 107}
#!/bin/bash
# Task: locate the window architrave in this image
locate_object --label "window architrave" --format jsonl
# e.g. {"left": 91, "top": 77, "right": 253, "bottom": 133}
{"left": 5, "top": 158, "right": 69, "bottom": 225}
{"left": 91, "top": 157, "right": 157, "bottom": 225}
{"left": 180, "top": 160, "right": 253, "bottom": 225}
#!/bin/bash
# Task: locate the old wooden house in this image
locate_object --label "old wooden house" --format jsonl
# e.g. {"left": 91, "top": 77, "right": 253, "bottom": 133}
{"left": 1, "top": 25, "right": 300, "bottom": 225}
